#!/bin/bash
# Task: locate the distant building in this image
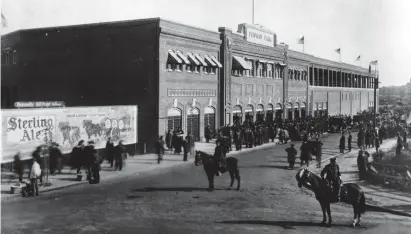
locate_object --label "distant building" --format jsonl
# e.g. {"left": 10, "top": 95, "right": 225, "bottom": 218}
{"left": 1, "top": 18, "right": 378, "bottom": 150}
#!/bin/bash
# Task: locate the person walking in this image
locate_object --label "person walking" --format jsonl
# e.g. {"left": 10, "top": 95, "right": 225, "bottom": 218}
{"left": 165, "top": 129, "right": 172, "bottom": 149}
{"left": 348, "top": 131, "right": 352, "bottom": 152}
{"left": 315, "top": 138, "right": 323, "bottom": 168}
{"left": 182, "top": 138, "right": 189, "bottom": 162}
{"left": 105, "top": 137, "right": 115, "bottom": 168}
{"left": 155, "top": 136, "right": 166, "bottom": 164}
{"left": 115, "top": 140, "right": 127, "bottom": 170}
{"left": 286, "top": 144, "right": 297, "bottom": 170}
{"left": 29, "top": 158, "right": 42, "bottom": 196}
{"left": 357, "top": 150, "right": 367, "bottom": 180}
{"left": 339, "top": 133, "right": 346, "bottom": 154}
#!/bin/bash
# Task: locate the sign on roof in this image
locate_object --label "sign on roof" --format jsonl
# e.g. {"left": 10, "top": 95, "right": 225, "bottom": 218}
{"left": 14, "top": 101, "right": 65, "bottom": 108}
{"left": 238, "top": 24, "right": 275, "bottom": 47}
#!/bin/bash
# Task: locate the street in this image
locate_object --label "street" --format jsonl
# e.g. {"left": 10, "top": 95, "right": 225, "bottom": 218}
{"left": 2, "top": 135, "right": 411, "bottom": 234}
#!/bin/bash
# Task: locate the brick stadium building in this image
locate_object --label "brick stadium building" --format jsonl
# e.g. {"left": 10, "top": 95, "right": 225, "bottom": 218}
{"left": 1, "top": 18, "right": 379, "bottom": 150}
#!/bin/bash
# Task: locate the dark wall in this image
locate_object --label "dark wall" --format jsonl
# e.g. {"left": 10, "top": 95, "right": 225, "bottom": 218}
{"left": 1, "top": 19, "right": 161, "bottom": 153}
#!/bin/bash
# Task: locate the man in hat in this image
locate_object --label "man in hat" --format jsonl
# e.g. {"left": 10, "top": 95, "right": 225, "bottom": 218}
{"left": 285, "top": 143, "right": 297, "bottom": 170}
{"left": 339, "top": 132, "right": 346, "bottom": 154}
{"left": 348, "top": 131, "right": 353, "bottom": 152}
{"left": 315, "top": 137, "right": 323, "bottom": 168}
{"left": 321, "top": 157, "right": 341, "bottom": 202}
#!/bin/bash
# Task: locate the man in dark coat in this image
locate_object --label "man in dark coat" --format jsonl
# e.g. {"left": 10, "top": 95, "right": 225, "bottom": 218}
{"left": 165, "top": 129, "right": 172, "bottom": 149}
{"left": 286, "top": 144, "right": 297, "bottom": 170}
{"left": 205, "top": 125, "right": 212, "bottom": 143}
{"left": 84, "top": 141, "right": 100, "bottom": 183}
{"left": 71, "top": 140, "right": 85, "bottom": 175}
{"left": 49, "top": 142, "right": 62, "bottom": 175}
{"left": 182, "top": 138, "right": 189, "bottom": 162}
{"left": 315, "top": 138, "right": 323, "bottom": 168}
{"left": 105, "top": 137, "right": 115, "bottom": 168}
{"left": 339, "top": 133, "right": 346, "bottom": 154}
{"left": 321, "top": 157, "right": 341, "bottom": 202}
{"left": 155, "top": 136, "right": 165, "bottom": 164}
{"left": 300, "top": 142, "right": 310, "bottom": 167}
{"left": 357, "top": 150, "right": 367, "bottom": 180}
{"left": 214, "top": 140, "right": 225, "bottom": 176}
{"left": 234, "top": 128, "right": 242, "bottom": 151}
{"left": 115, "top": 140, "right": 127, "bottom": 170}
{"left": 348, "top": 131, "right": 353, "bottom": 152}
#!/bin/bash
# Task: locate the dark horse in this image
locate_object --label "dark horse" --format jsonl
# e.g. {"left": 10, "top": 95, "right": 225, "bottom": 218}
{"left": 194, "top": 150, "right": 240, "bottom": 191}
{"left": 296, "top": 168, "right": 366, "bottom": 227}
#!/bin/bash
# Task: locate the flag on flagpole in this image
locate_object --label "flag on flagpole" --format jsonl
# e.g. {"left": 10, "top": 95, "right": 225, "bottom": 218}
{"left": 297, "top": 36, "right": 304, "bottom": 44}
{"left": 370, "top": 60, "right": 378, "bottom": 65}
{"left": 355, "top": 55, "right": 361, "bottom": 61}
{"left": 369, "top": 65, "right": 371, "bottom": 73}
{"left": 335, "top": 48, "right": 341, "bottom": 54}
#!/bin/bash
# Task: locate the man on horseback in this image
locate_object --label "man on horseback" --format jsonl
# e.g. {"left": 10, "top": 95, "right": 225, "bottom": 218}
{"left": 321, "top": 157, "right": 342, "bottom": 202}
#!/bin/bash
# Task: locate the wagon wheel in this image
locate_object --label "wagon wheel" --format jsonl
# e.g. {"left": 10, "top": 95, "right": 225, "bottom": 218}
{"left": 110, "top": 127, "right": 121, "bottom": 141}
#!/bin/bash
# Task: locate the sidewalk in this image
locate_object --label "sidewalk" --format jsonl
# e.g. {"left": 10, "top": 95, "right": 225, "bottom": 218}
{"left": 312, "top": 137, "right": 411, "bottom": 215}
{"left": 1, "top": 138, "right": 281, "bottom": 201}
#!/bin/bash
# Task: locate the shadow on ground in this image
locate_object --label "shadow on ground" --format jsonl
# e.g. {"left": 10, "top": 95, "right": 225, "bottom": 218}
{"left": 130, "top": 187, "right": 226, "bottom": 193}
{"left": 217, "top": 220, "right": 354, "bottom": 229}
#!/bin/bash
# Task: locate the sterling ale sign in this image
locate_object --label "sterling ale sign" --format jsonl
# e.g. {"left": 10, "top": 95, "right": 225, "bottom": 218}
{"left": 246, "top": 27, "right": 274, "bottom": 47}
{"left": 6, "top": 116, "right": 55, "bottom": 144}
{"left": 1, "top": 105, "right": 137, "bottom": 163}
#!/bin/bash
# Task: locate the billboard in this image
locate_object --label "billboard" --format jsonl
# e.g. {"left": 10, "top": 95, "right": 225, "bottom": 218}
{"left": 1, "top": 105, "right": 138, "bottom": 163}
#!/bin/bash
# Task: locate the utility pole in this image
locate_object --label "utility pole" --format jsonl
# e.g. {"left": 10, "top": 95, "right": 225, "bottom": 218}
{"left": 373, "top": 64, "right": 379, "bottom": 130}
{"left": 252, "top": 0, "right": 255, "bottom": 24}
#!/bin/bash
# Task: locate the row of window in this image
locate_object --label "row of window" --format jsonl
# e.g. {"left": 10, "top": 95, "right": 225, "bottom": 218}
{"left": 166, "top": 50, "right": 222, "bottom": 75}
{"left": 1, "top": 51, "right": 17, "bottom": 65}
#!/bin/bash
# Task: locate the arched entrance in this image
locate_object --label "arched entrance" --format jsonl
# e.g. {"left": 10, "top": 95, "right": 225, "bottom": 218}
{"left": 204, "top": 107, "right": 215, "bottom": 133}
{"left": 286, "top": 103, "right": 293, "bottom": 120}
{"left": 275, "top": 103, "right": 283, "bottom": 120}
{"left": 245, "top": 105, "right": 254, "bottom": 122}
{"left": 266, "top": 104, "right": 274, "bottom": 123}
{"left": 233, "top": 105, "right": 242, "bottom": 125}
{"left": 167, "top": 108, "right": 182, "bottom": 131}
{"left": 294, "top": 102, "right": 300, "bottom": 120}
{"left": 301, "top": 102, "right": 306, "bottom": 118}
{"left": 187, "top": 108, "right": 200, "bottom": 141}
{"left": 256, "top": 104, "right": 265, "bottom": 123}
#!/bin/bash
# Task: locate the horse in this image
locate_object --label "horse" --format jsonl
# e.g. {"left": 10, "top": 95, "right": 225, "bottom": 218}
{"left": 82, "top": 120, "right": 102, "bottom": 139}
{"left": 296, "top": 168, "right": 366, "bottom": 227}
{"left": 194, "top": 150, "right": 240, "bottom": 191}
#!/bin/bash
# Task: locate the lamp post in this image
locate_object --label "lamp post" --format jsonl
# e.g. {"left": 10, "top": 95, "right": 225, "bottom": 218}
{"left": 43, "top": 127, "right": 53, "bottom": 187}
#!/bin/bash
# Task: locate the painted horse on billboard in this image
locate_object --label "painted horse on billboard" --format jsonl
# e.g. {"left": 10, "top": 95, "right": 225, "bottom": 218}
{"left": 82, "top": 120, "right": 102, "bottom": 139}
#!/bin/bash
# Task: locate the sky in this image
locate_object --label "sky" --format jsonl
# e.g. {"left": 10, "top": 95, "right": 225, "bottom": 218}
{"left": 1, "top": 0, "right": 410, "bottom": 87}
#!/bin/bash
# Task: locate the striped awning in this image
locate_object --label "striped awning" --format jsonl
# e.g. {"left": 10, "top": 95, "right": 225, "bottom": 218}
{"left": 211, "top": 56, "right": 223, "bottom": 68}
{"left": 233, "top": 55, "right": 252, "bottom": 70}
{"left": 176, "top": 51, "right": 190, "bottom": 65}
{"left": 168, "top": 51, "right": 183, "bottom": 64}
{"left": 204, "top": 55, "right": 217, "bottom": 67}
{"left": 195, "top": 54, "right": 208, "bottom": 66}
{"left": 187, "top": 53, "right": 200, "bottom": 66}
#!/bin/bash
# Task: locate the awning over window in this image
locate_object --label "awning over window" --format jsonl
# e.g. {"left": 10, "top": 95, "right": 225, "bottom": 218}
{"left": 233, "top": 105, "right": 242, "bottom": 113}
{"left": 204, "top": 55, "right": 217, "bottom": 67}
{"left": 267, "top": 104, "right": 273, "bottom": 111}
{"left": 168, "top": 51, "right": 183, "bottom": 64}
{"left": 232, "top": 55, "right": 252, "bottom": 70}
{"left": 210, "top": 56, "right": 223, "bottom": 68}
{"left": 256, "top": 104, "right": 264, "bottom": 112}
{"left": 195, "top": 54, "right": 208, "bottom": 66}
{"left": 301, "top": 102, "right": 306, "bottom": 108}
{"left": 294, "top": 102, "right": 300, "bottom": 108}
{"left": 176, "top": 51, "right": 190, "bottom": 65}
{"left": 258, "top": 59, "right": 267, "bottom": 63}
{"left": 266, "top": 61, "right": 275, "bottom": 64}
{"left": 187, "top": 53, "right": 200, "bottom": 66}
{"left": 275, "top": 103, "right": 282, "bottom": 110}
{"left": 279, "top": 63, "right": 286, "bottom": 66}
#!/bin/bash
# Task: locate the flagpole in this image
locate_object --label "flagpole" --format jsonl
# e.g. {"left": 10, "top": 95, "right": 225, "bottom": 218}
{"left": 303, "top": 42, "right": 305, "bottom": 53}
{"left": 252, "top": 0, "right": 255, "bottom": 24}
